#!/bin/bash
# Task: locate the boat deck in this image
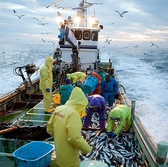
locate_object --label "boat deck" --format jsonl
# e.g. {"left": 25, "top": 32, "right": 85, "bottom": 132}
{"left": 0, "top": 98, "right": 55, "bottom": 167}
{"left": 11, "top": 101, "right": 51, "bottom": 126}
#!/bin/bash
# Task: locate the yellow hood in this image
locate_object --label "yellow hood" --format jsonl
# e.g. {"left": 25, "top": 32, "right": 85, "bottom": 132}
{"left": 66, "top": 87, "right": 88, "bottom": 118}
{"left": 45, "top": 55, "right": 55, "bottom": 70}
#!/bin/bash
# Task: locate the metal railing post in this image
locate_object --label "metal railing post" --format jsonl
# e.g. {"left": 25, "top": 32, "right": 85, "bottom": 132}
{"left": 156, "top": 141, "right": 168, "bottom": 167}
{"left": 131, "top": 99, "right": 136, "bottom": 120}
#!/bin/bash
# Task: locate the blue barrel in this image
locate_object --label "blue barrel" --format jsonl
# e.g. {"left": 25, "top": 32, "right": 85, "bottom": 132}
{"left": 82, "top": 75, "right": 98, "bottom": 94}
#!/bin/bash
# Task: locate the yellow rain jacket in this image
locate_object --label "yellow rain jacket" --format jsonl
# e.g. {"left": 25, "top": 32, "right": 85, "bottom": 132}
{"left": 67, "top": 72, "right": 86, "bottom": 83}
{"left": 47, "top": 87, "right": 91, "bottom": 167}
{"left": 107, "top": 105, "right": 132, "bottom": 135}
{"left": 39, "top": 55, "right": 55, "bottom": 111}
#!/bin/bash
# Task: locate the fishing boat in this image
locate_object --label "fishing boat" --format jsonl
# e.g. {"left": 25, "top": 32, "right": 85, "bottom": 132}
{"left": 0, "top": 0, "right": 167, "bottom": 167}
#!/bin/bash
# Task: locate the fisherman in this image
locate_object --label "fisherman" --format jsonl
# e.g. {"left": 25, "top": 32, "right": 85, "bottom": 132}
{"left": 69, "top": 80, "right": 87, "bottom": 118}
{"left": 39, "top": 55, "right": 55, "bottom": 113}
{"left": 95, "top": 66, "right": 105, "bottom": 80}
{"left": 67, "top": 71, "right": 86, "bottom": 84}
{"left": 59, "top": 78, "right": 74, "bottom": 105}
{"left": 101, "top": 73, "right": 118, "bottom": 108}
{"left": 107, "top": 105, "right": 132, "bottom": 138}
{"left": 83, "top": 94, "right": 106, "bottom": 130}
{"left": 53, "top": 48, "right": 62, "bottom": 62}
{"left": 47, "top": 83, "right": 91, "bottom": 167}
{"left": 86, "top": 67, "right": 102, "bottom": 95}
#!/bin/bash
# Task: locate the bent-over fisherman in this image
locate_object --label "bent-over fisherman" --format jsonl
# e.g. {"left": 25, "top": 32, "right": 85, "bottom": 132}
{"left": 67, "top": 71, "right": 86, "bottom": 84}
{"left": 107, "top": 105, "right": 132, "bottom": 138}
{"left": 47, "top": 85, "right": 91, "bottom": 167}
{"left": 53, "top": 48, "right": 62, "bottom": 62}
{"left": 83, "top": 94, "right": 106, "bottom": 130}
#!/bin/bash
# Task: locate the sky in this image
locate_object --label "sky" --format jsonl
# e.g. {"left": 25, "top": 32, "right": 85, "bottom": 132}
{"left": 0, "top": 0, "right": 168, "bottom": 48}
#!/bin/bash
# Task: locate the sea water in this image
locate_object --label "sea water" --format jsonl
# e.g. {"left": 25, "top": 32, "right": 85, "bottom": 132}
{"left": 0, "top": 44, "right": 168, "bottom": 144}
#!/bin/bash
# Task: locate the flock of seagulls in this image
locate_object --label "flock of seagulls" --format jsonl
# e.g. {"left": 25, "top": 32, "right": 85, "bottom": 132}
{"left": 13, "top": 9, "right": 48, "bottom": 26}
{"left": 11, "top": 1, "right": 160, "bottom": 48}
{"left": 103, "top": 40, "right": 160, "bottom": 50}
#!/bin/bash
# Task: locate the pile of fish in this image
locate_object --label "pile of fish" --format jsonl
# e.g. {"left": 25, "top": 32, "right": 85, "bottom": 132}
{"left": 80, "top": 112, "right": 144, "bottom": 167}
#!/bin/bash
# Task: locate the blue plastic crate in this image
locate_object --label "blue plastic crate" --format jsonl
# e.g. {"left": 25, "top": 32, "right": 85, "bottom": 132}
{"left": 13, "top": 141, "right": 54, "bottom": 167}
{"left": 82, "top": 75, "right": 98, "bottom": 94}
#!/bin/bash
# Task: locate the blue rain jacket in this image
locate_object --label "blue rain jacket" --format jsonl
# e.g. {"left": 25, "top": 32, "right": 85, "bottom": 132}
{"left": 101, "top": 77, "right": 118, "bottom": 96}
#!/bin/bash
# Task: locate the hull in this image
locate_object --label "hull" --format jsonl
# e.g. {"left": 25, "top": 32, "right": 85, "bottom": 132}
{"left": 0, "top": 64, "right": 167, "bottom": 167}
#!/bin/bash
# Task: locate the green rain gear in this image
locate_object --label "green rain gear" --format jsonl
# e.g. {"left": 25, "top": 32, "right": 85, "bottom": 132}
{"left": 67, "top": 72, "right": 86, "bottom": 83}
{"left": 47, "top": 87, "right": 91, "bottom": 167}
{"left": 107, "top": 105, "right": 132, "bottom": 135}
{"left": 66, "top": 87, "right": 88, "bottom": 118}
{"left": 59, "top": 84, "right": 74, "bottom": 105}
{"left": 39, "top": 55, "right": 55, "bottom": 111}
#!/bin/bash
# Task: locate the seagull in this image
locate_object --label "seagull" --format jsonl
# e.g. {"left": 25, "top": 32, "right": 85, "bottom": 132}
{"left": 150, "top": 42, "right": 159, "bottom": 48}
{"left": 134, "top": 45, "right": 139, "bottom": 48}
{"left": 57, "top": 12, "right": 62, "bottom": 17}
{"left": 116, "top": 11, "right": 128, "bottom": 17}
{"left": 46, "top": 3, "right": 53, "bottom": 8}
{"left": 13, "top": 9, "right": 16, "bottom": 13}
{"left": 105, "top": 39, "right": 112, "bottom": 44}
{"left": 46, "top": 0, "right": 63, "bottom": 8}
{"left": 41, "top": 38, "right": 46, "bottom": 43}
{"left": 57, "top": 6, "right": 71, "bottom": 10}
{"left": 39, "top": 23, "right": 49, "bottom": 26}
{"left": 15, "top": 14, "right": 24, "bottom": 19}
{"left": 48, "top": 41, "right": 55, "bottom": 45}
{"left": 33, "top": 17, "right": 46, "bottom": 22}
{"left": 41, "top": 32, "right": 52, "bottom": 34}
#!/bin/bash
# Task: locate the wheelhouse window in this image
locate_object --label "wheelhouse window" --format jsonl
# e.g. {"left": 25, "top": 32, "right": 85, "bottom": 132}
{"left": 83, "top": 30, "right": 90, "bottom": 40}
{"left": 75, "top": 30, "right": 82, "bottom": 40}
{"left": 91, "top": 31, "right": 98, "bottom": 41}
{"left": 74, "top": 30, "right": 98, "bottom": 41}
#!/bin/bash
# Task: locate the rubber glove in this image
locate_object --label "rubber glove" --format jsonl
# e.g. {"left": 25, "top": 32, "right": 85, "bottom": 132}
{"left": 107, "top": 132, "right": 112, "bottom": 138}
{"left": 111, "top": 132, "right": 117, "bottom": 138}
{"left": 53, "top": 61, "right": 56, "bottom": 65}
{"left": 46, "top": 88, "right": 50, "bottom": 92}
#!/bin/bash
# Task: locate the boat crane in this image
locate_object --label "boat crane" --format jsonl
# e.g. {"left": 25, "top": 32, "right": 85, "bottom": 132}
{"left": 58, "top": 25, "right": 81, "bottom": 72}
